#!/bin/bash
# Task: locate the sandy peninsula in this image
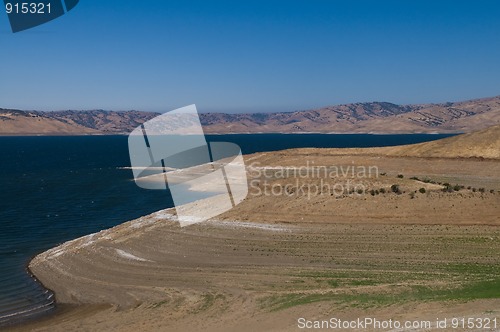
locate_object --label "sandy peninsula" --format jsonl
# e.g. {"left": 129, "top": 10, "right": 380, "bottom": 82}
{"left": 9, "top": 126, "right": 500, "bottom": 331}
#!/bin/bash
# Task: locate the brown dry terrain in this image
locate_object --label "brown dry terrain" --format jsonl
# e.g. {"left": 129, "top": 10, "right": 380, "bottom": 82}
{"left": 281, "top": 124, "right": 500, "bottom": 159}
{"left": 2, "top": 95, "right": 500, "bottom": 135}
{"left": 9, "top": 127, "right": 500, "bottom": 331}
{"left": 0, "top": 109, "right": 157, "bottom": 135}
{"left": 0, "top": 111, "right": 100, "bottom": 135}
{"left": 19, "top": 218, "right": 500, "bottom": 332}
{"left": 201, "top": 96, "right": 500, "bottom": 134}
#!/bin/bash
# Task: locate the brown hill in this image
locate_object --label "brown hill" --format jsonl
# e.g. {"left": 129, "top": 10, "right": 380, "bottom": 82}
{"left": 0, "top": 109, "right": 157, "bottom": 135}
{"left": 200, "top": 96, "right": 500, "bottom": 134}
{"left": 0, "top": 109, "right": 99, "bottom": 135}
{"left": 1, "top": 96, "right": 499, "bottom": 135}
{"left": 381, "top": 124, "right": 500, "bottom": 159}
{"left": 275, "top": 124, "right": 500, "bottom": 160}
{"left": 43, "top": 110, "right": 159, "bottom": 133}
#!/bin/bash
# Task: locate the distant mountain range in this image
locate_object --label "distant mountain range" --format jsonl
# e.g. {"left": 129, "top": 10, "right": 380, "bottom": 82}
{"left": 1, "top": 96, "right": 499, "bottom": 135}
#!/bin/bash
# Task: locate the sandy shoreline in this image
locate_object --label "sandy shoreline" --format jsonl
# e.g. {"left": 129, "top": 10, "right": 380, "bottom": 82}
{"left": 7, "top": 138, "right": 500, "bottom": 330}
{"left": 14, "top": 212, "right": 500, "bottom": 331}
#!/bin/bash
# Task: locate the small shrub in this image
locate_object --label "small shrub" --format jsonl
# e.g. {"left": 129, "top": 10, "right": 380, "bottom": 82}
{"left": 410, "top": 176, "right": 420, "bottom": 181}
{"left": 441, "top": 183, "right": 457, "bottom": 192}
{"left": 472, "top": 188, "right": 477, "bottom": 192}
{"left": 397, "top": 174, "right": 404, "bottom": 178}
{"left": 409, "top": 192, "right": 415, "bottom": 199}
{"left": 479, "top": 188, "right": 485, "bottom": 193}
{"left": 419, "top": 188, "right": 426, "bottom": 194}
{"left": 380, "top": 172, "right": 387, "bottom": 176}
{"left": 490, "top": 189, "right": 495, "bottom": 193}
{"left": 391, "top": 184, "right": 401, "bottom": 194}
{"left": 370, "top": 189, "right": 376, "bottom": 196}
{"left": 357, "top": 189, "right": 364, "bottom": 194}
{"left": 379, "top": 188, "right": 386, "bottom": 194}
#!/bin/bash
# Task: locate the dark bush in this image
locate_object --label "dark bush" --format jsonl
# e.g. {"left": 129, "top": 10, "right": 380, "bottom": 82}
{"left": 397, "top": 174, "right": 404, "bottom": 178}
{"left": 419, "top": 188, "right": 426, "bottom": 194}
{"left": 379, "top": 188, "right": 386, "bottom": 194}
{"left": 391, "top": 184, "right": 401, "bottom": 194}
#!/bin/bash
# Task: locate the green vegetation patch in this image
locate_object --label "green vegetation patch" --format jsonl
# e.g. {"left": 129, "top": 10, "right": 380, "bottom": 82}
{"left": 261, "top": 278, "right": 500, "bottom": 311}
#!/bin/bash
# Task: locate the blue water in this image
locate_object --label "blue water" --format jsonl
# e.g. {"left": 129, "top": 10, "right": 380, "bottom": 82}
{"left": 0, "top": 133, "right": 455, "bottom": 324}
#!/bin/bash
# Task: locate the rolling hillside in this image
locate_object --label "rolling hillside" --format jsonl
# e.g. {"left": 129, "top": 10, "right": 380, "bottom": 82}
{"left": 1, "top": 96, "right": 499, "bottom": 135}
{"left": 200, "top": 96, "right": 500, "bottom": 134}
{"left": 279, "top": 124, "right": 500, "bottom": 160}
{"left": 382, "top": 124, "right": 500, "bottom": 159}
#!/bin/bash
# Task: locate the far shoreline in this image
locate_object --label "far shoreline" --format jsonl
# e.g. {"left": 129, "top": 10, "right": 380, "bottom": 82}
{"left": 0, "top": 131, "right": 462, "bottom": 137}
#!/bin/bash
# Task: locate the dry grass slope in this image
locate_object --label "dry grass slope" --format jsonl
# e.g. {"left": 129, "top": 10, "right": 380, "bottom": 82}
{"left": 278, "top": 124, "right": 500, "bottom": 160}
{"left": 382, "top": 124, "right": 500, "bottom": 159}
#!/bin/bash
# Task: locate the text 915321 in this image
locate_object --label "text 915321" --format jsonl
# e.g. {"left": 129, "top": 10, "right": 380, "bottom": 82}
{"left": 6, "top": 2, "right": 51, "bottom": 14}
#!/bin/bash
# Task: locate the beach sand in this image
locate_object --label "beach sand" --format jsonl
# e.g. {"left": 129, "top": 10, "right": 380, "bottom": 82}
{"left": 9, "top": 147, "right": 500, "bottom": 331}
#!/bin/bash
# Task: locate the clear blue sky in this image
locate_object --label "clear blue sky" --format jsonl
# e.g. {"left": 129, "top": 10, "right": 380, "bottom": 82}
{"left": 1, "top": 0, "right": 499, "bottom": 113}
